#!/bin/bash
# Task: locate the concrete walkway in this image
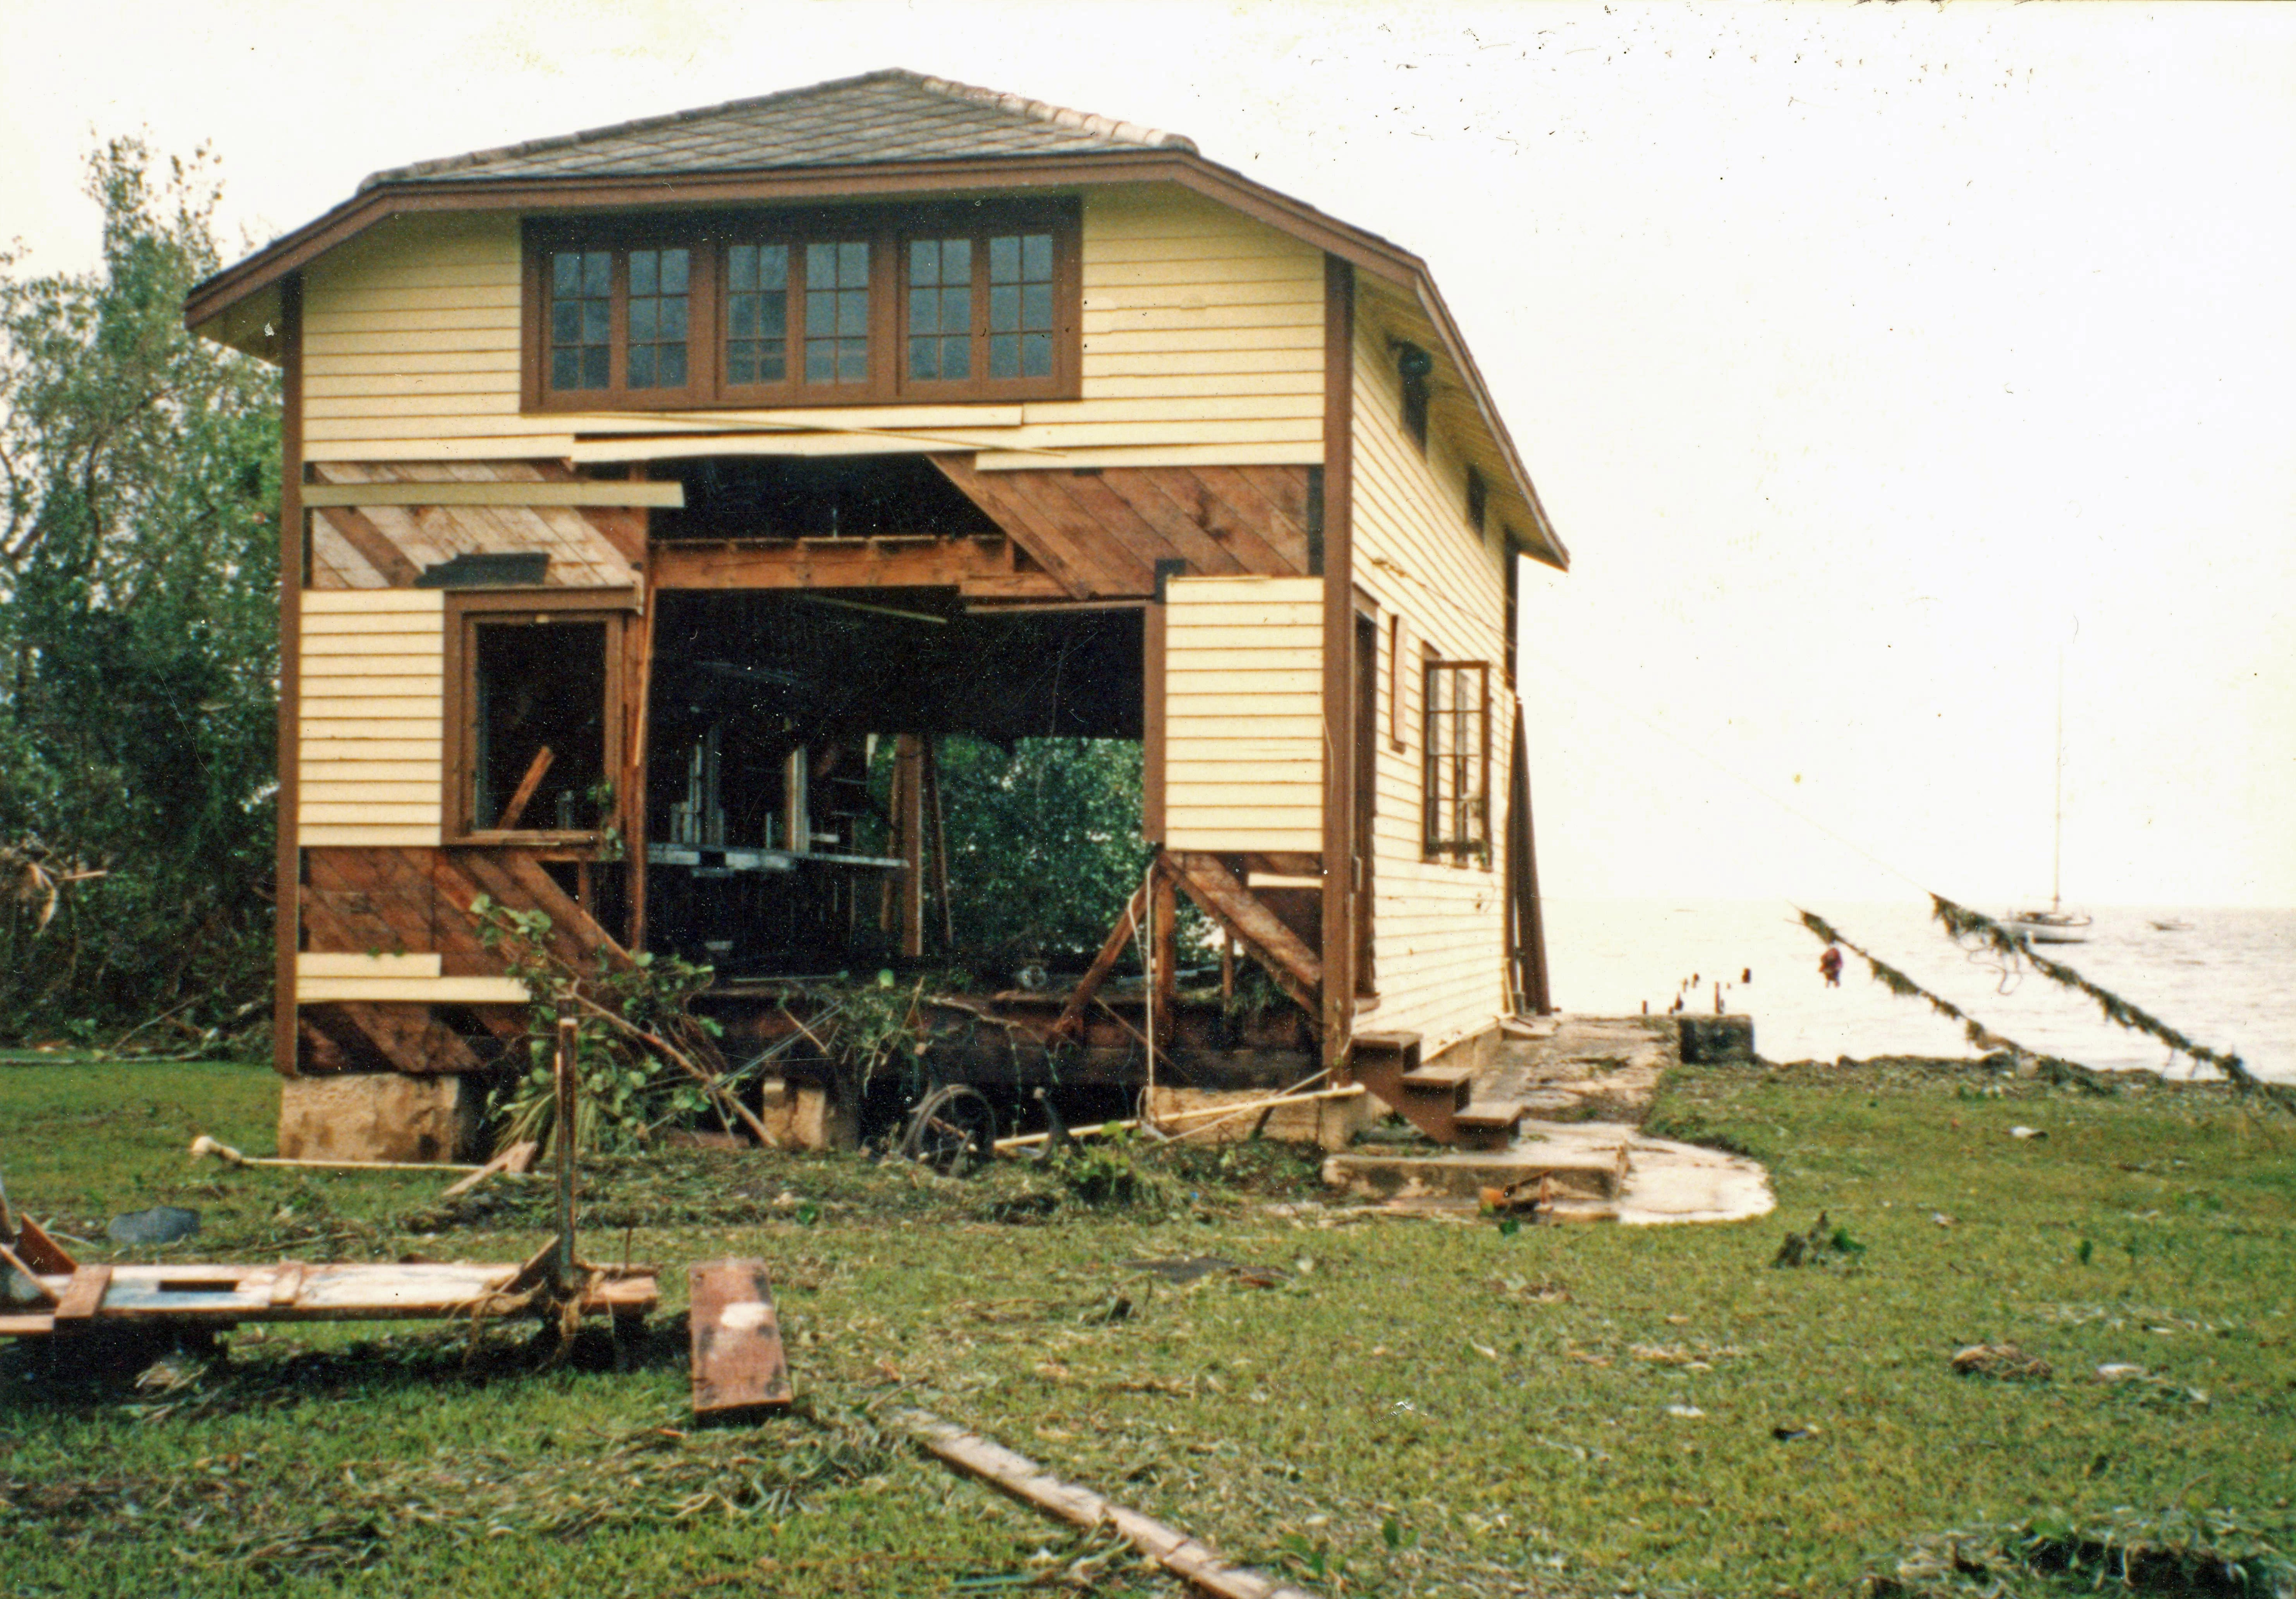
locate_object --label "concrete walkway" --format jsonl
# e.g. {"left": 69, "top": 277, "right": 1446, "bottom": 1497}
{"left": 1322, "top": 1016, "right": 1774, "bottom": 1226}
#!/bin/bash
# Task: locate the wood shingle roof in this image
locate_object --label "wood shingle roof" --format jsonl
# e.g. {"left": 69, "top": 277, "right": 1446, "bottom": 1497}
{"left": 358, "top": 69, "right": 1197, "bottom": 191}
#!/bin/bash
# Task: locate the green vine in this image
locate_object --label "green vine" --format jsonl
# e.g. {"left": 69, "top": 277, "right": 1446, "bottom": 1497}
{"left": 469, "top": 894, "right": 764, "bottom": 1153}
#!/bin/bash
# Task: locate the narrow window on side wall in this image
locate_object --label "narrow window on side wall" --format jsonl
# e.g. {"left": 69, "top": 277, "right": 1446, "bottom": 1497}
{"left": 1422, "top": 657, "right": 1491, "bottom": 865}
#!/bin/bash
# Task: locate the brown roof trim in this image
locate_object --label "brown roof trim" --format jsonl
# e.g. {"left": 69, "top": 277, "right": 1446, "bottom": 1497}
{"left": 185, "top": 144, "right": 1564, "bottom": 569}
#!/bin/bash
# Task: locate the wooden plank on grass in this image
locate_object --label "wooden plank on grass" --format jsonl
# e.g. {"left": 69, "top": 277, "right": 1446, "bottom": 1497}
{"left": 688, "top": 1259, "right": 793, "bottom": 1418}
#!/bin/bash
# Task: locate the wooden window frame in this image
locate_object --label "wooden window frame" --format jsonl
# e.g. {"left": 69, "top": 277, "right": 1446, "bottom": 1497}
{"left": 521, "top": 200, "right": 1080, "bottom": 414}
{"left": 1422, "top": 655, "right": 1492, "bottom": 868}
{"left": 441, "top": 588, "right": 638, "bottom": 844}
{"left": 525, "top": 221, "right": 712, "bottom": 410}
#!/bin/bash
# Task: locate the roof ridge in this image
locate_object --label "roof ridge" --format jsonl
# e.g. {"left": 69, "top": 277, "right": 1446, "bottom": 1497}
{"left": 357, "top": 67, "right": 1192, "bottom": 192}
{"left": 909, "top": 73, "right": 1197, "bottom": 155}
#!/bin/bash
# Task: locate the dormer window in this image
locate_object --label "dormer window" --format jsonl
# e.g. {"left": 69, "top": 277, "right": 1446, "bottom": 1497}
{"left": 524, "top": 201, "right": 1077, "bottom": 413}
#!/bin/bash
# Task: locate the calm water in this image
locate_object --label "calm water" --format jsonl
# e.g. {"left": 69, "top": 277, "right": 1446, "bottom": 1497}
{"left": 1540, "top": 899, "right": 2296, "bottom": 1083}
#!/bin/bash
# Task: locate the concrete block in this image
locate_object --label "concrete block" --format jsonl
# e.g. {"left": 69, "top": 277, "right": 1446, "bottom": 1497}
{"left": 791, "top": 1082, "right": 857, "bottom": 1151}
{"left": 1678, "top": 1014, "right": 1756, "bottom": 1064}
{"left": 278, "top": 1072, "right": 481, "bottom": 1164}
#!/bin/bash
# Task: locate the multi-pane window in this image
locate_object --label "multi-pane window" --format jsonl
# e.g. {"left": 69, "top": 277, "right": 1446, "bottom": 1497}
{"left": 803, "top": 241, "right": 871, "bottom": 385}
{"left": 626, "top": 248, "right": 689, "bottom": 389}
{"left": 548, "top": 250, "right": 613, "bottom": 391}
{"left": 907, "top": 238, "right": 973, "bottom": 381}
{"left": 987, "top": 232, "right": 1055, "bottom": 380}
{"left": 1423, "top": 658, "right": 1492, "bottom": 865}
{"left": 529, "top": 205, "right": 1073, "bottom": 410}
{"left": 725, "top": 243, "right": 789, "bottom": 385}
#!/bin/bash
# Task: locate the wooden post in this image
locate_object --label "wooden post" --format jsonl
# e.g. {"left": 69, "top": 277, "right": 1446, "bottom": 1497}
{"left": 1318, "top": 254, "right": 1358, "bottom": 1074}
{"left": 1151, "top": 866, "right": 1179, "bottom": 1034}
{"left": 895, "top": 734, "right": 925, "bottom": 958}
{"left": 272, "top": 273, "right": 305, "bottom": 1078}
{"left": 553, "top": 996, "right": 579, "bottom": 1291}
{"left": 923, "top": 737, "right": 953, "bottom": 951}
{"left": 783, "top": 748, "right": 810, "bottom": 856}
{"left": 1506, "top": 699, "right": 1554, "bottom": 1015}
{"left": 625, "top": 576, "right": 656, "bottom": 952}
{"left": 1220, "top": 929, "right": 1236, "bottom": 1006}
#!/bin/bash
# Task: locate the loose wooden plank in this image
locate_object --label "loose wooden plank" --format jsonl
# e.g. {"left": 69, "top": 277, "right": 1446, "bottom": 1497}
{"left": 688, "top": 1259, "right": 794, "bottom": 1418}
{"left": 1052, "top": 879, "right": 1151, "bottom": 1039}
{"left": 52, "top": 1266, "right": 111, "bottom": 1323}
{"left": 303, "top": 480, "right": 683, "bottom": 508}
{"left": 1166, "top": 853, "right": 1322, "bottom": 1016}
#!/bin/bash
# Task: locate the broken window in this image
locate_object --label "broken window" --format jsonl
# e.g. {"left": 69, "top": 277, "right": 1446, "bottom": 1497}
{"left": 450, "top": 601, "right": 626, "bottom": 837}
{"left": 1423, "top": 657, "right": 1490, "bottom": 867}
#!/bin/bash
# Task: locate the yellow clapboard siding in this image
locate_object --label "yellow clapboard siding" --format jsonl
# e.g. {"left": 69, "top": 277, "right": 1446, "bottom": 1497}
{"left": 1160, "top": 647, "right": 1322, "bottom": 672}
{"left": 301, "top": 630, "right": 444, "bottom": 655}
{"left": 311, "top": 282, "right": 522, "bottom": 315}
{"left": 305, "top": 328, "right": 523, "bottom": 357}
{"left": 301, "top": 762, "right": 443, "bottom": 787}
{"left": 300, "top": 801, "right": 444, "bottom": 824}
{"left": 296, "top": 187, "right": 1323, "bottom": 460}
{"left": 1165, "top": 829, "right": 1323, "bottom": 853}
{"left": 304, "top": 590, "right": 446, "bottom": 615}
{"left": 299, "top": 824, "right": 447, "bottom": 848}
{"left": 308, "top": 349, "right": 520, "bottom": 376}
{"left": 298, "top": 696, "right": 443, "bottom": 720}
{"left": 296, "top": 737, "right": 442, "bottom": 762}
{"left": 1084, "top": 326, "right": 1322, "bottom": 354}
{"left": 1087, "top": 234, "right": 1323, "bottom": 265}
{"left": 1082, "top": 279, "right": 1321, "bottom": 314}
{"left": 299, "top": 953, "right": 443, "bottom": 978}
{"left": 1083, "top": 256, "right": 1323, "bottom": 288}
{"left": 304, "top": 371, "right": 521, "bottom": 400}
{"left": 299, "top": 659, "right": 444, "bottom": 681}
{"left": 304, "top": 307, "right": 521, "bottom": 335}
{"left": 1164, "top": 574, "right": 1322, "bottom": 851}
{"left": 301, "top": 721, "right": 445, "bottom": 744}
{"left": 1087, "top": 347, "right": 1324, "bottom": 377}
{"left": 1078, "top": 371, "right": 1319, "bottom": 401}
{"left": 301, "top": 781, "right": 442, "bottom": 804}
{"left": 297, "top": 975, "right": 530, "bottom": 1004}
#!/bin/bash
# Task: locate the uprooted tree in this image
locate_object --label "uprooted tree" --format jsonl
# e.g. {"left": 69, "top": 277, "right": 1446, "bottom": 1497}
{"left": 0, "top": 139, "right": 280, "bottom": 1049}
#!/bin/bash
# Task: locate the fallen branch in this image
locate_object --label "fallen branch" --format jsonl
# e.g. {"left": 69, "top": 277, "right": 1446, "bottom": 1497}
{"left": 191, "top": 1135, "right": 483, "bottom": 1174}
{"left": 572, "top": 996, "right": 782, "bottom": 1149}
{"left": 993, "top": 1083, "right": 1363, "bottom": 1152}
{"left": 891, "top": 1408, "right": 1322, "bottom": 1599}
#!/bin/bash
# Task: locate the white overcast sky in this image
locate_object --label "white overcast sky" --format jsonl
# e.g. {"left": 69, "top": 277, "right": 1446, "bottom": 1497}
{"left": 4, "top": 1, "right": 2291, "bottom": 907}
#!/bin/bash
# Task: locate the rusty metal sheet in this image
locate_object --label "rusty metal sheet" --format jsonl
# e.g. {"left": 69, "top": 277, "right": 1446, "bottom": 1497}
{"left": 689, "top": 1258, "right": 792, "bottom": 1419}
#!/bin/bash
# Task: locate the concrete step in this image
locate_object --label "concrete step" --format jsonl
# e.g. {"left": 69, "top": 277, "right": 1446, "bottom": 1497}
{"left": 1451, "top": 1099, "right": 1527, "bottom": 1152}
{"left": 1322, "top": 1121, "right": 1633, "bottom": 1203}
{"left": 1398, "top": 1066, "right": 1473, "bottom": 1108}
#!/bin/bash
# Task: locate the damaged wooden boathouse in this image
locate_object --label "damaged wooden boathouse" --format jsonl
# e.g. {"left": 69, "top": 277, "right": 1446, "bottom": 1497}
{"left": 183, "top": 69, "right": 1569, "bottom": 1158}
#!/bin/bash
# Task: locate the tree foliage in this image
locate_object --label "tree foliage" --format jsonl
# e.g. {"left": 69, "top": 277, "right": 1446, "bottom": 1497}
{"left": 0, "top": 139, "right": 280, "bottom": 1047}
{"left": 935, "top": 736, "right": 1155, "bottom": 966}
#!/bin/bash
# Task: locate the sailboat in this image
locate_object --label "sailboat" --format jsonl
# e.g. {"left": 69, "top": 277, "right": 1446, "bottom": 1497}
{"left": 2007, "top": 653, "right": 2091, "bottom": 945}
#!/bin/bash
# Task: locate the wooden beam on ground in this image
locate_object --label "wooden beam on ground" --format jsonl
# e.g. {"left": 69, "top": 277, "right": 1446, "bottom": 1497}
{"left": 1052, "top": 878, "right": 1151, "bottom": 1039}
{"left": 894, "top": 1409, "right": 1320, "bottom": 1599}
{"left": 1165, "top": 852, "right": 1322, "bottom": 1017}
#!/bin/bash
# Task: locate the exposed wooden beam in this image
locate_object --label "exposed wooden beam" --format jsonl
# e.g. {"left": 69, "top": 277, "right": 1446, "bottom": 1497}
{"left": 648, "top": 538, "right": 1067, "bottom": 595}
{"left": 1319, "top": 254, "right": 1358, "bottom": 1071}
{"left": 302, "top": 481, "right": 685, "bottom": 509}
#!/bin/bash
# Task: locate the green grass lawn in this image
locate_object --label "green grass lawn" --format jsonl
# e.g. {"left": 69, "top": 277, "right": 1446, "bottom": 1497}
{"left": 2, "top": 1054, "right": 2291, "bottom": 1596}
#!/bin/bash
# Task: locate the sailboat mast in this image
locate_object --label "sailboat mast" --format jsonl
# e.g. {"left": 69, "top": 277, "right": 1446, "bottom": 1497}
{"left": 2052, "top": 652, "right": 2064, "bottom": 915}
